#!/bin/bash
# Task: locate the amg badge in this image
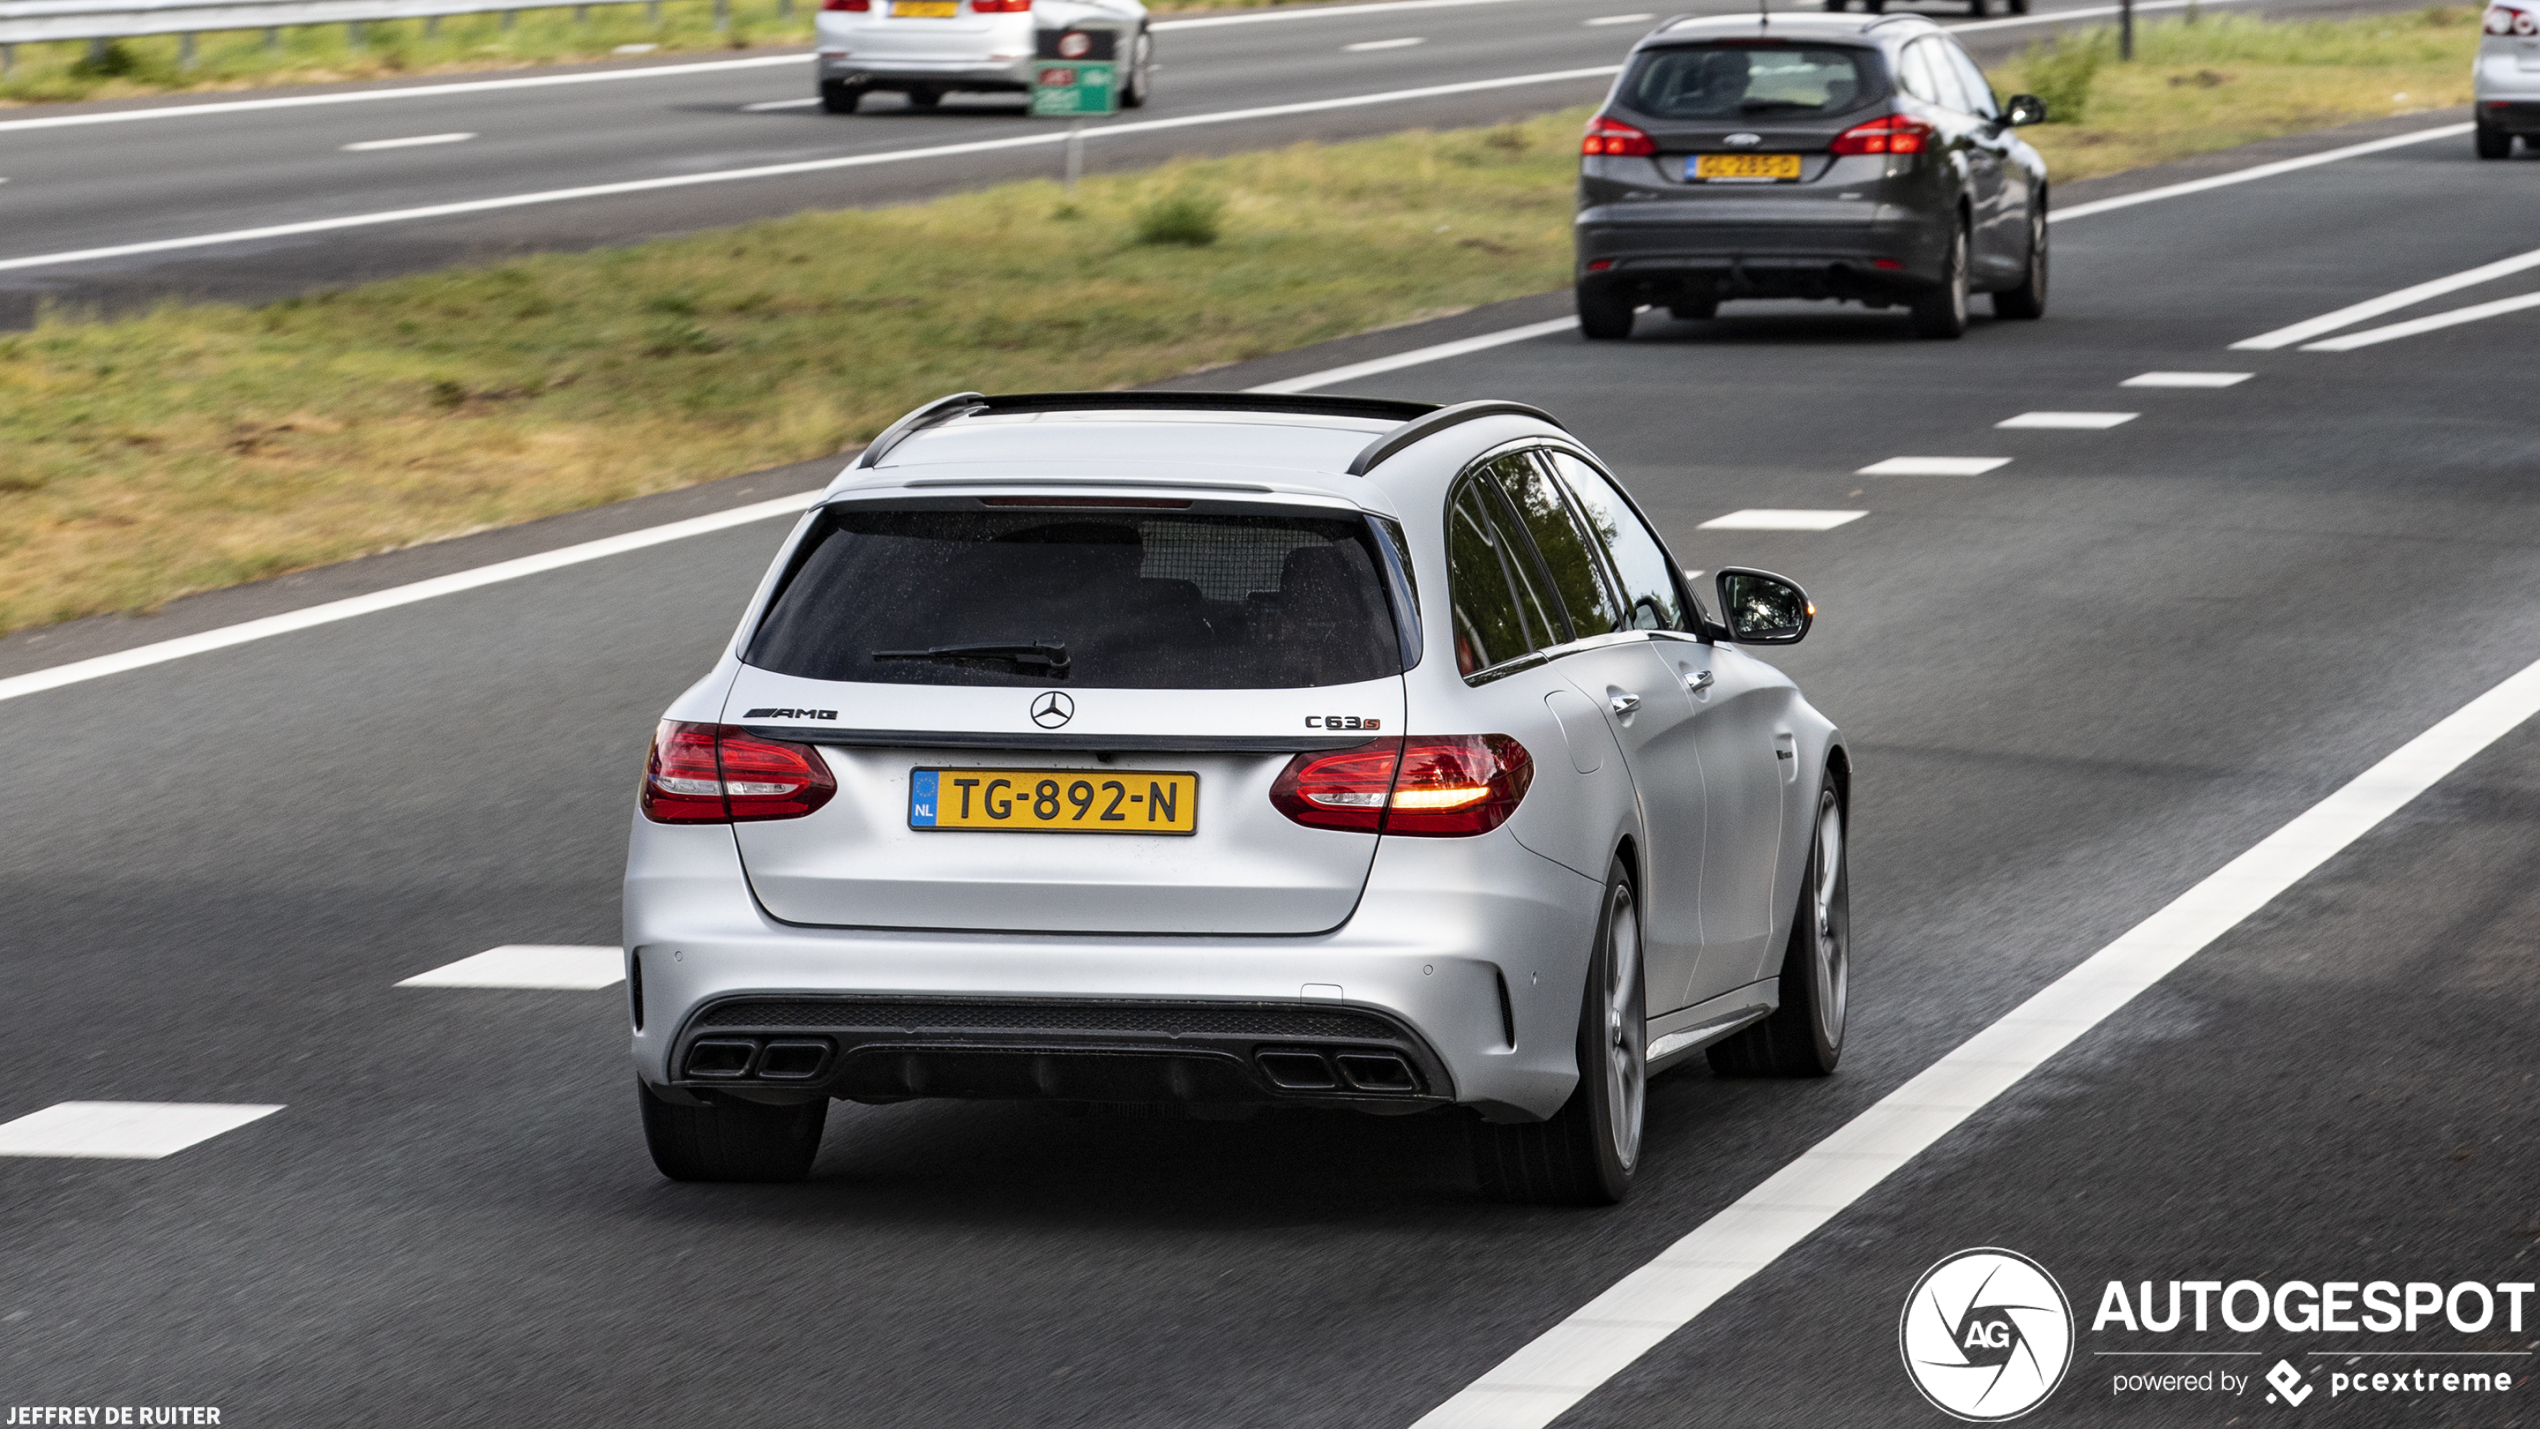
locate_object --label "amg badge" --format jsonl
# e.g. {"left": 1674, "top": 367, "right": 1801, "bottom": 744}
{"left": 741, "top": 708, "right": 838, "bottom": 720}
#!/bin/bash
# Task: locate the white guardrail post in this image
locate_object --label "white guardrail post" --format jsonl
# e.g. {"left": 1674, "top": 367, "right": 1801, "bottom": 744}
{"left": 0, "top": 0, "right": 791, "bottom": 69}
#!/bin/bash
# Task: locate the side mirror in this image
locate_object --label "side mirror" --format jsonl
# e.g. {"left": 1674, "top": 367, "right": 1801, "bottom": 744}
{"left": 1715, "top": 568, "right": 1814, "bottom": 645}
{"left": 2004, "top": 93, "right": 2048, "bottom": 127}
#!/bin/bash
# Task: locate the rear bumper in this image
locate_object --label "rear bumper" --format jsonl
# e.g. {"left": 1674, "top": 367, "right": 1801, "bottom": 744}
{"left": 817, "top": 54, "right": 1033, "bottom": 89}
{"left": 2479, "top": 99, "right": 2540, "bottom": 134}
{"left": 623, "top": 820, "right": 1601, "bottom": 1120}
{"left": 1575, "top": 204, "right": 1948, "bottom": 299}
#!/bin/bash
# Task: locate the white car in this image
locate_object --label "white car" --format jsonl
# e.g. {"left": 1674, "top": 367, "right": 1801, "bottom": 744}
{"left": 624, "top": 392, "right": 1850, "bottom": 1204}
{"left": 2479, "top": 0, "right": 2540, "bottom": 157}
{"left": 813, "top": 0, "right": 1152, "bottom": 113}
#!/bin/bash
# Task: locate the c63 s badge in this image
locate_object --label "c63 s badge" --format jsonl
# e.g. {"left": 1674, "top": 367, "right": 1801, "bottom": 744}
{"left": 1305, "top": 716, "right": 1383, "bottom": 730}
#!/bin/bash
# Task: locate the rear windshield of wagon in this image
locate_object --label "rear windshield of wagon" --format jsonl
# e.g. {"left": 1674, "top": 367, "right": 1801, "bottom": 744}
{"left": 1622, "top": 43, "right": 1883, "bottom": 120}
{"left": 745, "top": 504, "right": 1410, "bottom": 690}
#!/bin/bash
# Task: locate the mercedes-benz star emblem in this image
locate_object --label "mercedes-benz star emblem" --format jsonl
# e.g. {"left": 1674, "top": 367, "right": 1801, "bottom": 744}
{"left": 1030, "top": 691, "right": 1075, "bottom": 728}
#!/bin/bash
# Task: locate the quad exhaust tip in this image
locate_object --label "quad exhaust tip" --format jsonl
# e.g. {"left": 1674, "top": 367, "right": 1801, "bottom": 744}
{"left": 1254, "top": 1048, "right": 1420, "bottom": 1095}
{"left": 683, "top": 1037, "right": 834, "bottom": 1081}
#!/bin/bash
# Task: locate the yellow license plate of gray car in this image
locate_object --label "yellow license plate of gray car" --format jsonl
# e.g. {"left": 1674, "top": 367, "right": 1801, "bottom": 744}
{"left": 1694, "top": 153, "right": 1803, "bottom": 181}
{"left": 891, "top": 1, "right": 959, "bottom": 15}
{"left": 909, "top": 769, "right": 1200, "bottom": 834}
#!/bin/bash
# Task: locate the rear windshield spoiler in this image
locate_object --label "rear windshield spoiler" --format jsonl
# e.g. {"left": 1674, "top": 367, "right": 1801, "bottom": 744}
{"left": 855, "top": 391, "right": 1441, "bottom": 469}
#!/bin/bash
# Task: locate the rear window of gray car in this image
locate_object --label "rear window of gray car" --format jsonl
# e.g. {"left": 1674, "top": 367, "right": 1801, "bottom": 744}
{"left": 747, "top": 507, "right": 1404, "bottom": 689}
{"left": 1624, "top": 44, "right": 1879, "bottom": 119}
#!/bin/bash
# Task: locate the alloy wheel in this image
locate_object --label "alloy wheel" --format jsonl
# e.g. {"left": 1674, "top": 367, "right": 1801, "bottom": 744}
{"left": 1604, "top": 884, "right": 1647, "bottom": 1171}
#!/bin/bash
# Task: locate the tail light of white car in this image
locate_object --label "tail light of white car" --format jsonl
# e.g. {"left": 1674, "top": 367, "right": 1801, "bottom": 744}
{"left": 1831, "top": 115, "right": 1935, "bottom": 155}
{"left": 2487, "top": 4, "right": 2537, "bottom": 34}
{"left": 641, "top": 721, "right": 838, "bottom": 824}
{"left": 1270, "top": 735, "right": 1535, "bottom": 836}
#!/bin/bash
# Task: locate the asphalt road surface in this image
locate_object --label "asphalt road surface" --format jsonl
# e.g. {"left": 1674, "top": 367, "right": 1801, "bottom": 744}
{"left": 3, "top": 116, "right": 2539, "bottom": 1426}
{"left": 0, "top": 0, "right": 2446, "bottom": 320}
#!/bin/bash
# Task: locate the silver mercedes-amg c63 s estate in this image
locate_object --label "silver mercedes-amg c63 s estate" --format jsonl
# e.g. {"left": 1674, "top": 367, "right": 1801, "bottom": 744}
{"left": 624, "top": 392, "right": 1851, "bottom": 1203}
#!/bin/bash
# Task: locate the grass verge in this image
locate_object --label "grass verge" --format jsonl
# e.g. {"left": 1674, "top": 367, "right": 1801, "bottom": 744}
{"left": 1991, "top": 6, "right": 2481, "bottom": 182}
{"left": 0, "top": 115, "right": 1577, "bottom": 634}
{"left": 0, "top": 0, "right": 1304, "bottom": 105}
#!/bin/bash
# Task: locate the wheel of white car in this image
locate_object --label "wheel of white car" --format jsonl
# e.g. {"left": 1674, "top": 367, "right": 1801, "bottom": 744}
{"left": 1122, "top": 29, "right": 1155, "bottom": 109}
{"left": 640, "top": 1080, "right": 827, "bottom": 1182}
{"left": 1709, "top": 774, "right": 1848, "bottom": 1077}
{"left": 1470, "top": 855, "right": 1645, "bottom": 1205}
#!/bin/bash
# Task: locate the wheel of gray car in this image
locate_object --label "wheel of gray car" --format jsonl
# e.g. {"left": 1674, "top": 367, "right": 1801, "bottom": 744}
{"left": 1122, "top": 29, "right": 1154, "bottom": 109}
{"left": 1471, "top": 857, "right": 1645, "bottom": 1205}
{"left": 1709, "top": 777, "right": 1848, "bottom": 1078}
{"left": 640, "top": 1080, "right": 827, "bottom": 1182}
{"left": 2476, "top": 124, "right": 2511, "bottom": 160}
{"left": 1992, "top": 196, "right": 2048, "bottom": 319}
{"left": 819, "top": 79, "right": 863, "bottom": 115}
{"left": 1577, "top": 285, "right": 1636, "bottom": 341}
{"left": 907, "top": 87, "right": 942, "bottom": 109}
{"left": 1822, "top": 0, "right": 1847, "bottom": 10}
{"left": 1909, "top": 217, "right": 1970, "bottom": 339}
{"left": 1967, "top": 0, "right": 1988, "bottom": 15}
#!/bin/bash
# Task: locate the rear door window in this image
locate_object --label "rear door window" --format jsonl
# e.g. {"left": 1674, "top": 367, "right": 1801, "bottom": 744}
{"left": 1445, "top": 470, "right": 1564, "bottom": 676}
{"left": 747, "top": 506, "right": 1402, "bottom": 689}
{"left": 1895, "top": 39, "right": 1949, "bottom": 107}
{"left": 1938, "top": 41, "right": 2000, "bottom": 118}
{"left": 1492, "top": 453, "right": 1624, "bottom": 639}
{"left": 1543, "top": 451, "right": 1688, "bottom": 633}
{"left": 1624, "top": 44, "right": 1875, "bottom": 119}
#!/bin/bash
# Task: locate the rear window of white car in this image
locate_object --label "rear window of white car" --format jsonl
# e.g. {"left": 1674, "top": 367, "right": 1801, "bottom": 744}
{"left": 1624, "top": 44, "right": 1877, "bottom": 119}
{"left": 746, "top": 506, "right": 1405, "bottom": 689}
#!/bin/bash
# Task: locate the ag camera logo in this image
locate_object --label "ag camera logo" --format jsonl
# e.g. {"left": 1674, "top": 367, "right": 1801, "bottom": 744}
{"left": 1900, "top": 1248, "right": 2075, "bottom": 1421}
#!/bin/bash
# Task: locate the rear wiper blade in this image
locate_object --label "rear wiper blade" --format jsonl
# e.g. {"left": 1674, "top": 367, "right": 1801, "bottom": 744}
{"left": 871, "top": 640, "right": 1071, "bottom": 676}
{"left": 1738, "top": 100, "right": 1818, "bottom": 112}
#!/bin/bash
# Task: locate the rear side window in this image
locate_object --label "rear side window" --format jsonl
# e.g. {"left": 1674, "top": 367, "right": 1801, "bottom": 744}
{"left": 1543, "top": 451, "right": 1687, "bottom": 633}
{"left": 1624, "top": 45, "right": 1876, "bottom": 119}
{"left": 1937, "top": 40, "right": 1999, "bottom": 118}
{"left": 1445, "top": 471, "right": 1564, "bottom": 676}
{"left": 1493, "top": 454, "right": 1623, "bottom": 639}
{"left": 747, "top": 507, "right": 1402, "bottom": 689}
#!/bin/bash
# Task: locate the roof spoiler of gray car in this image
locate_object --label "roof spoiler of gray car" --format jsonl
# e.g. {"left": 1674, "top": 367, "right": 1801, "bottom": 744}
{"left": 1347, "top": 400, "right": 1566, "bottom": 477}
{"left": 854, "top": 390, "right": 1442, "bottom": 468}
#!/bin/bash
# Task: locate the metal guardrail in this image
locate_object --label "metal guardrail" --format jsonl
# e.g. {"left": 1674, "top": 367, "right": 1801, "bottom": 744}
{"left": 0, "top": 0, "right": 769, "bottom": 67}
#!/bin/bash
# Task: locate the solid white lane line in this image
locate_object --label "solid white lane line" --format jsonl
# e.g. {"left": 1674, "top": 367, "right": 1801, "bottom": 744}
{"left": 341, "top": 132, "right": 477, "bottom": 151}
{"left": 2296, "top": 289, "right": 2540, "bottom": 352}
{"left": 1697, "top": 509, "right": 1865, "bottom": 531}
{"left": 1995, "top": 411, "right": 2137, "bottom": 429}
{"left": 0, "top": 66, "right": 1622, "bottom": 276}
{"left": 1412, "top": 651, "right": 2540, "bottom": 1429}
{"left": 0, "top": 493, "right": 817, "bottom": 708}
{"left": 1858, "top": 456, "right": 2009, "bottom": 476}
{"left": 1583, "top": 11, "right": 1654, "bottom": 22}
{"left": 1151, "top": 0, "right": 1527, "bottom": 31}
{"left": 398, "top": 945, "right": 625, "bottom": 989}
{"left": 742, "top": 97, "right": 823, "bottom": 111}
{"left": 2052, "top": 123, "right": 2472, "bottom": 226}
{"left": 2123, "top": 371, "right": 2252, "bottom": 388}
{"left": 2233, "top": 245, "right": 2540, "bottom": 350}
{"left": 1245, "top": 316, "right": 1578, "bottom": 393}
{"left": 1344, "top": 35, "right": 1427, "bottom": 49}
{"left": 0, "top": 53, "right": 810, "bottom": 134}
{"left": 0, "top": 1103, "right": 284, "bottom": 1159}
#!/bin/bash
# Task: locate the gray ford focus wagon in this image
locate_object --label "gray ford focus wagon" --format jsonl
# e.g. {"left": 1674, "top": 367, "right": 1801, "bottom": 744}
{"left": 1575, "top": 13, "right": 2050, "bottom": 339}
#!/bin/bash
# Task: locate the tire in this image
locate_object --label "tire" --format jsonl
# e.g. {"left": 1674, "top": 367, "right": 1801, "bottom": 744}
{"left": 1909, "top": 217, "right": 1970, "bottom": 339}
{"left": 1823, "top": 0, "right": 1848, "bottom": 10}
{"left": 2011, "top": 0, "right": 2029, "bottom": 12}
{"left": 907, "top": 87, "right": 942, "bottom": 109}
{"left": 1866, "top": 0, "right": 1887, "bottom": 13}
{"left": 819, "top": 79, "right": 862, "bottom": 114}
{"left": 640, "top": 1080, "right": 827, "bottom": 1183}
{"left": 1992, "top": 195, "right": 2048, "bottom": 319}
{"left": 1121, "top": 29, "right": 1154, "bottom": 108}
{"left": 1472, "top": 858, "right": 1647, "bottom": 1205}
{"left": 1668, "top": 296, "right": 1719, "bottom": 321}
{"left": 2476, "top": 124, "right": 2511, "bottom": 160}
{"left": 1708, "top": 777, "right": 1849, "bottom": 1078}
{"left": 1577, "top": 284, "right": 1637, "bottom": 341}
{"left": 1968, "top": 0, "right": 1988, "bottom": 15}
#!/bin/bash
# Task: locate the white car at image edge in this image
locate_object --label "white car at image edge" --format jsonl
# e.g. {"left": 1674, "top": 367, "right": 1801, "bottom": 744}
{"left": 2478, "top": 0, "right": 2540, "bottom": 156}
{"left": 623, "top": 391, "right": 1850, "bottom": 1205}
{"left": 813, "top": 0, "right": 1152, "bottom": 113}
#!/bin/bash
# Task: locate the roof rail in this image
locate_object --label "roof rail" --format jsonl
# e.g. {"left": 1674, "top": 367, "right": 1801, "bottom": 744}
{"left": 1347, "top": 400, "right": 1564, "bottom": 477}
{"left": 852, "top": 390, "right": 1440, "bottom": 468}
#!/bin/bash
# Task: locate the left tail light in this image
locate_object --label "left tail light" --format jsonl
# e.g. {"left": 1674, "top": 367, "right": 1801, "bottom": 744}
{"left": 641, "top": 721, "right": 837, "bottom": 824}
{"left": 1581, "top": 116, "right": 1658, "bottom": 157}
{"left": 1270, "top": 736, "right": 1534, "bottom": 837}
{"left": 822, "top": 0, "right": 872, "bottom": 11}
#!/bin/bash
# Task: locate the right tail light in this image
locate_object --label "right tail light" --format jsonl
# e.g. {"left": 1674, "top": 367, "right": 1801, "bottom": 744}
{"left": 821, "top": 0, "right": 872, "bottom": 11}
{"left": 1581, "top": 116, "right": 1658, "bottom": 157}
{"left": 1271, "top": 736, "right": 1534, "bottom": 838}
{"left": 1831, "top": 115, "right": 1934, "bottom": 156}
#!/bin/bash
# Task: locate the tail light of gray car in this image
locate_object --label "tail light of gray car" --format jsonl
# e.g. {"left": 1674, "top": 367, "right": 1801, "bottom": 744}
{"left": 1270, "top": 736, "right": 1534, "bottom": 837}
{"left": 640, "top": 721, "right": 838, "bottom": 824}
{"left": 1830, "top": 115, "right": 1934, "bottom": 156}
{"left": 1580, "top": 116, "right": 1657, "bottom": 157}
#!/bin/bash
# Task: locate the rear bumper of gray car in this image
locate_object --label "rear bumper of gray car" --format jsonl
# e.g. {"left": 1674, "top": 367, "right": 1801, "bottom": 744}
{"left": 1575, "top": 202, "right": 1947, "bottom": 302}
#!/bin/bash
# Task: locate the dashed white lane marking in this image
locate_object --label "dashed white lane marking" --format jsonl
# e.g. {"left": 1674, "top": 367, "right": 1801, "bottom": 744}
{"left": 1995, "top": 411, "right": 2137, "bottom": 429}
{"left": 1246, "top": 316, "right": 1578, "bottom": 394}
{"left": 1696, "top": 509, "right": 1865, "bottom": 531}
{"left": 0, "top": 1103, "right": 283, "bottom": 1159}
{"left": 341, "top": 132, "right": 477, "bottom": 151}
{"left": 2297, "top": 290, "right": 2540, "bottom": 352}
{"left": 397, "top": 945, "right": 624, "bottom": 989}
{"left": 1582, "top": 11, "right": 1655, "bottom": 23}
{"left": 1410, "top": 649, "right": 2540, "bottom": 1429}
{"left": 742, "top": 97, "right": 823, "bottom": 111}
{"left": 1857, "top": 456, "right": 2009, "bottom": 476}
{"left": 2230, "top": 243, "right": 2540, "bottom": 350}
{"left": 2124, "top": 371, "right": 2252, "bottom": 388}
{"left": 1343, "top": 36, "right": 1427, "bottom": 49}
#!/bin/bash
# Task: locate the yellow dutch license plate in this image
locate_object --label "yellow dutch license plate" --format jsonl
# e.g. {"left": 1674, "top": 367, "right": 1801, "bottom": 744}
{"left": 1694, "top": 153, "right": 1803, "bottom": 181}
{"left": 890, "top": 1, "right": 959, "bottom": 15}
{"left": 910, "top": 769, "right": 1199, "bottom": 835}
